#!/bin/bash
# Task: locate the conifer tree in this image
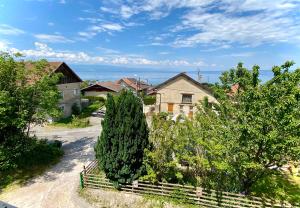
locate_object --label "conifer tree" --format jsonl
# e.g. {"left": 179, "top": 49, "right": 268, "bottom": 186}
{"left": 95, "top": 90, "right": 149, "bottom": 186}
{"left": 95, "top": 94, "right": 116, "bottom": 173}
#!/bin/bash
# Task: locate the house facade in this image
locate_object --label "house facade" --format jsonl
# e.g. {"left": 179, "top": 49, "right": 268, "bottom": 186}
{"left": 81, "top": 81, "right": 122, "bottom": 98}
{"left": 49, "top": 62, "right": 82, "bottom": 117}
{"left": 148, "top": 72, "right": 217, "bottom": 117}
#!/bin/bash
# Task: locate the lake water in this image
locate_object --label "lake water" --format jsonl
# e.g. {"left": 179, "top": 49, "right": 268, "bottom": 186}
{"left": 70, "top": 64, "right": 275, "bottom": 85}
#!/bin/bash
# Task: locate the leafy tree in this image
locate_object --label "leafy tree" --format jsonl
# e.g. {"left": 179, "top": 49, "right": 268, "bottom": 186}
{"left": 95, "top": 90, "right": 149, "bottom": 186}
{"left": 143, "top": 61, "right": 300, "bottom": 200}
{"left": 141, "top": 114, "right": 180, "bottom": 183}
{"left": 0, "top": 53, "right": 61, "bottom": 170}
{"left": 214, "top": 61, "right": 300, "bottom": 194}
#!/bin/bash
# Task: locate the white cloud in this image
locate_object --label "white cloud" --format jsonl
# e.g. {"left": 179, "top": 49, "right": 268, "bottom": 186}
{"left": 101, "top": 0, "right": 300, "bottom": 47}
{"left": 77, "top": 22, "right": 124, "bottom": 40}
{"left": 59, "top": 0, "right": 66, "bottom": 4}
{"left": 0, "top": 40, "right": 10, "bottom": 50}
{"left": 0, "top": 24, "right": 25, "bottom": 35}
{"left": 173, "top": 8, "right": 300, "bottom": 47}
{"left": 3, "top": 42, "right": 205, "bottom": 67}
{"left": 101, "top": 23, "right": 123, "bottom": 31}
{"left": 96, "top": 46, "right": 120, "bottom": 54}
{"left": 223, "top": 52, "right": 254, "bottom": 57}
{"left": 48, "top": 22, "right": 55, "bottom": 26}
{"left": 120, "top": 5, "right": 134, "bottom": 19}
{"left": 159, "top": 51, "right": 170, "bottom": 55}
{"left": 34, "top": 34, "right": 74, "bottom": 43}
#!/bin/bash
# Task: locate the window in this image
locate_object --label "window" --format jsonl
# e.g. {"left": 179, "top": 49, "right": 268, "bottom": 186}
{"left": 182, "top": 94, "right": 192, "bottom": 103}
{"left": 180, "top": 105, "right": 184, "bottom": 114}
{"left": 59, "top": 91, "right": 64, "bottom": 99}
{"left": 73, "top": 89, "right": 79, "bottom": 96}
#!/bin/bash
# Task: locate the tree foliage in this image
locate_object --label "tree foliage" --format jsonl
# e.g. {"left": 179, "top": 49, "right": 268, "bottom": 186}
{"left": 143, "top": 61, "right": 300, "bottom": 201}
{"left": 95, "top": 90, "right": 149, "bottom": 186}
{"left": 0, "top": 53, "right": 61, "bottom": 171}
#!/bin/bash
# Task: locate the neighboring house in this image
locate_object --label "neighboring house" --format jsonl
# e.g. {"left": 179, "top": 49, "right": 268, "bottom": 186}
{"left": 26, "top": 62, "right": 82, "bottom": 117}
{"left": 81, "top": 81, "right": 122, "bottom": 98}
{"left": 116, "top": 78, "right": 151, "bottom": 94}
{"left": 148, "top": 72, "right": 217, "bottom": 117}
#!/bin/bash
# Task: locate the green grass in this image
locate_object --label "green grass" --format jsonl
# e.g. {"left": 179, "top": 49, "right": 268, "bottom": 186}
{"left": 0, "top": 140, "right": 63, "bottom": 192}
{"left": 251, "top": 169, "right": 300, "bottom": 205}
{"left": 51, "top": 101, "right": 104, "bottom": 128}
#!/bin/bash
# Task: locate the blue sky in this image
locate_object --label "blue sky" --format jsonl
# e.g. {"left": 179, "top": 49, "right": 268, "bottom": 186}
{"left": 0, "top": 0, "right": 300, "bottom": 79}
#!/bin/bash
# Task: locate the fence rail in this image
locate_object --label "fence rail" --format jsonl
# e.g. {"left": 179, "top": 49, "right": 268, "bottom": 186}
{"left": 80, "top": 160, "right": 298, "bottom": 208}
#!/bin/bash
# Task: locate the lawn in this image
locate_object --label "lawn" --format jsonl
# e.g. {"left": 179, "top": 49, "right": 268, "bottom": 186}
{"left": 251, "top": 166, "right": 300, "bottom": 204}
{"left": 51, "top": 101, "right": 104, "bottom": 128}
{"left": 0, "top": 139, "right": 63, "bottom": 192}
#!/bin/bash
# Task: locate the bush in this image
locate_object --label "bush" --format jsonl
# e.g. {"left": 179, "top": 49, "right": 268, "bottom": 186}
{"left": 17, "top": 137, "right": 63, "bottom": 168}
{"left": 72, "top": 103, "right": 81, "bottom": 115}
{"left": 83, "top": 96, "right": 106, "bottom": 103}
{"left": 143, "top": 96, "right": 156, "bottom": 105}
{"left": 0, "top": 135, "right": 63, "bottom": 189}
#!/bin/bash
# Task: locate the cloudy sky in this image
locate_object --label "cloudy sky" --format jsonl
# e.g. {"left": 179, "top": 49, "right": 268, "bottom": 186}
{"left": 0, "top": 0, "right": 300, "bottom": 72}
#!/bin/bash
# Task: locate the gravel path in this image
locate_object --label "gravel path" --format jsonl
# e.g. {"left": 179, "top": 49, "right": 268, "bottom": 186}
{"left": 0, "top": 117, "right": 101, "bottom": 208}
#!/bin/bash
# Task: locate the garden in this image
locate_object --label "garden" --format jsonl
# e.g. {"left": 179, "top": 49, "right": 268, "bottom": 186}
{"left": 91, "top": 61, "right": 300, "bottom": 206}
{"left": 51, "top": 98, "right": 105, "bottom": 128}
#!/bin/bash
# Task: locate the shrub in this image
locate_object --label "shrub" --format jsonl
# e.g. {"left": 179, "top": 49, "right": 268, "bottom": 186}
{"left": 72, "top": 103, "right": 81, "bottom": 115}
{"left": 17, "top": 138, "right": 63, "bottom": 168}
{"left": 143, "top": 96, "right": 156, "bottom": 105}
{"left": 83, "top": 96, "right": 106, "bottom": 103}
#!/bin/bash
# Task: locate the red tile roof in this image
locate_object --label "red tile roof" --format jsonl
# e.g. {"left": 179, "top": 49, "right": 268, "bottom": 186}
{"left": 116, "top": 78, "right": 150, "bottom": 90}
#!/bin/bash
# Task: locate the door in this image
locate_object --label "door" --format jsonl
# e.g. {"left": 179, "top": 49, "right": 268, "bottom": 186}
{"left": 167, "top": 103, "right": 174, "bottom": 113}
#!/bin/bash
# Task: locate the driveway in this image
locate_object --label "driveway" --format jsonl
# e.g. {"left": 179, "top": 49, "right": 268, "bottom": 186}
{"left": 0, "top": 117, "right": 101, "bottom": 208}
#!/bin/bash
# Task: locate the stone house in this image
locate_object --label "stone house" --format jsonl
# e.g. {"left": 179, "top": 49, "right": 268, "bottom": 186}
{"left": 148, "top": 72, "right": 217, "bottom": 117}
{"left": 25, "top": 62, "right": 82, "bottom": 117}
{"left": 53, "top": 62, "right": 82, "bottom": 117}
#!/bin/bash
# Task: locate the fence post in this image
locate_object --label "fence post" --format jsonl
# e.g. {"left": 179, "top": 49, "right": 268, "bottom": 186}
{"left": 80, "top": 172, "right": 84, "bottom": 189}
{"left": 133, "top": 180, "right": 138, "bottom": 193}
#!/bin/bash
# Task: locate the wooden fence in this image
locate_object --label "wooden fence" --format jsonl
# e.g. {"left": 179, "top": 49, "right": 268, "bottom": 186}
{"left": 80, "top": 160, "right": 298, "bottom": 208}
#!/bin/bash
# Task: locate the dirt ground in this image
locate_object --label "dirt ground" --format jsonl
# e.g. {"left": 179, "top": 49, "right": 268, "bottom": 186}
{"left": 0, "top": 117, "right": 101, "bottom": 208}
{"left": 79, "top": 188, "right": 184, "bottom": 208}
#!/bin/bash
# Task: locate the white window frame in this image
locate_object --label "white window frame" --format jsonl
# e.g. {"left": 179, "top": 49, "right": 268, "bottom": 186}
{"left": 182, "top": 94, "right": 192, "bottom": 103}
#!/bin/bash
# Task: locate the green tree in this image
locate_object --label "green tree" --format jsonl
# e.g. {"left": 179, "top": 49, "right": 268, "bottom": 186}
{"left": 95, "top": 93, "right": 116, "bottom": 175}
{"left": 211, "top": 62, "right": 300, "bottom": 194}
{"left": 0, "top": 53, "right": 61, "bottom": 170}
{"left": 188, "top": 62, "right": 300, "bottom": 194}
{"left": 95, "top": 90, "right": 149, "bottom": 186}
{"left": 143, "top": 61, "right": 300, "bottom": 200}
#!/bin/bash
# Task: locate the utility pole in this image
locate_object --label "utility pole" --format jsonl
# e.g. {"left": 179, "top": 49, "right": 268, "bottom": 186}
{"left": 197, "top": 67, "right": 203, "bottom": 83}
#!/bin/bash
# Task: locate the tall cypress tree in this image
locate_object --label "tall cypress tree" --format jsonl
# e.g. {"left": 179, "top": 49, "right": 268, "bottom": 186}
{"left": 95, "top": 90, "right": 149, "bottom": 186}
{"left": 95, "top": 93, "right": 116, "bottom": 173}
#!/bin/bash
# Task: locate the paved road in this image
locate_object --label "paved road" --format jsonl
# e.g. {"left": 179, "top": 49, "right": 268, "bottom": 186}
{"left": 0, "top": 117, "right": 101, "bottom": 208}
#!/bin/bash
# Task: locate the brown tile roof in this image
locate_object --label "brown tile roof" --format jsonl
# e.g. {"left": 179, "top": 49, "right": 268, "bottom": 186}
{"left": 24, "top": 61, "right": 63, "bottom": 73}
{"left": 24, "top": 61, "right": 82, "bottom": 82}
{"left": 98, "top": 81, "right": 122, "bottom": 92}
{"left": 81, "top": 81, "right": 122, "bottom": 93}
{"left": 116, "top": 78, "right": 150, "bottom": 90}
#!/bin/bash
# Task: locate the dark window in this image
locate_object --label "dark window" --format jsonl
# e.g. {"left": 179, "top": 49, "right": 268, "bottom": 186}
{"left": 182, "top": 94, "right": 192, "bottom": 103}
